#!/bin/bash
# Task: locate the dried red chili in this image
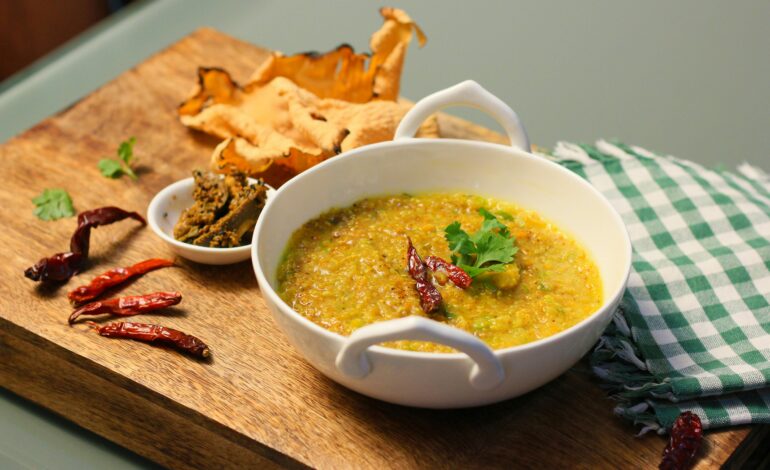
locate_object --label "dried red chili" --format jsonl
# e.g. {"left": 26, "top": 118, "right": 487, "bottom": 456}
{"left": 425, "top": 256, "right": 472, "bottom": 289}
{"left": 68, "top": 259, "right": 175, "bottom": 304}
{"left": 69, "top": 291, "right": 182, "bottom": 324}
{"left": 406, "top": 238, "right": 442, "bottom": 313}
{"left": 88, "top": 321, "right": 210, "bottom": 358}
{"left": 25, "top": 206, "right": 146, "bottom": 283}
{"left": 24, "top": 252, "right": 84, "bottom": 283}
{"left": 659, "top": 411, "right": 703, "bottom": 470}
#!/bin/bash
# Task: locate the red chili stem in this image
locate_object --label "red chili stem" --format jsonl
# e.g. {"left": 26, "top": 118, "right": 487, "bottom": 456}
{"left": 69, "top": 291, "right": 182, "bottom": 325}
{"left": 68, "top": 259, "right": 175, "bottom": 304}
{"left": 91, "top": 321, "right": 210, "bottom": 358}
{"left": 25, "top": 206, "right": 146, "bottom": 283}
{"left": 406, "top": 238, "right": 443, "bottom": 313}
{"left": 425, "top": 256, "right": 472, "bottom": 289}
{"left": 659, "top": 411, "right": 703, "bottom": 470}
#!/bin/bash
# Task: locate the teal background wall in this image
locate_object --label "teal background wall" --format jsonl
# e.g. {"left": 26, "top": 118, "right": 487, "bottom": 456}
{"left": 1, "top": 0, "right": 769, "bottom": 168}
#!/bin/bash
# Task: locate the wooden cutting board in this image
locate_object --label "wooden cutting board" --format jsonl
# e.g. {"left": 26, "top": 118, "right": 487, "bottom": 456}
{"left": 0, "top": 28, "right": 757, "bottom": 469}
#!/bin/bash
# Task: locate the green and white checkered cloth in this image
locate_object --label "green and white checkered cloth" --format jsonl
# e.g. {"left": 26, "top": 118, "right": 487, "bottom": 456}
{"left": 543, "top": 140, "right": 770, "bottom": 434}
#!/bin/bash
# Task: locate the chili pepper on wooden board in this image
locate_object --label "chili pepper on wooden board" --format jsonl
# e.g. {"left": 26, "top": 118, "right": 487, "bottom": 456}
{"left": 659, "top": 411, "right": 703, "bottom": 470}
{"left": 425, "top": 256, "right": 472, "bottom": 289}
{"left": 23, "top": 252, "right": 84, "bottom": 283}
{"left": 406, "top": 238, "right": 443, "bottom": 313}
{"left": 69, "top": 207, "right": 146, "bottom": 257}
{"left": 69, "top": 291, "right": 182, "bottom": 325}
{"left": 25, "top": 206, "right": 146, "bottom": 283}
{"left": 68, "top": 259, "right": 175, "bottom": 304}
{"left": 88, "top": 321, "right": 210, "bottom": 359}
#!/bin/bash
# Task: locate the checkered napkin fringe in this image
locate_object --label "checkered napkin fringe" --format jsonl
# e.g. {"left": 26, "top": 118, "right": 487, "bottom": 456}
{"left": 544, "top": 140, "right": 770, "bottom": 434}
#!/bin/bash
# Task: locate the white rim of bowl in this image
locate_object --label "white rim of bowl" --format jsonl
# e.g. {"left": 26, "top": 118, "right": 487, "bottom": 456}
{"left": 253, "top": 139, "right": 633, "bottom": 360}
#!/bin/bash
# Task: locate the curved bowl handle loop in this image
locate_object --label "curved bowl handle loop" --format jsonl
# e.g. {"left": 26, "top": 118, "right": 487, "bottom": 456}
{"left": 394, "top": 80, "right": 531, "bottom": 151}
{"left": 335, "top": 316, "right": 505, "bottom": 391}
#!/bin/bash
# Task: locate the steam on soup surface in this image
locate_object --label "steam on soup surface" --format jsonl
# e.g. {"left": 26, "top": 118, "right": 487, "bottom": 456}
{"left": 277, "top": 193, "right": 602, "bottom": 352}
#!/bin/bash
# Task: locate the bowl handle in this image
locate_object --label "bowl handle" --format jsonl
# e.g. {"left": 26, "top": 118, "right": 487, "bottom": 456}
{"left": 335, "top": 316, "right": 505, "bottom": 391}
{"left": 394, "top": 80, "right": 531, "bottom": 151}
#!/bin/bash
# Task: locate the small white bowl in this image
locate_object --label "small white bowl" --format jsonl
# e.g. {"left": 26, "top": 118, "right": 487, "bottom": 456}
{"left": 148, "top": 176, "right": 273, "bottom": 265}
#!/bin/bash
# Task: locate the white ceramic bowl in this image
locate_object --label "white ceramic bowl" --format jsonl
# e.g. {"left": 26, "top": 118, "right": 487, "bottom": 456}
{"left": 148, "top": 176, "right": 273, "bottom": 265}
{"left": 252, "top": 81, "right": 632, "bottom": 408}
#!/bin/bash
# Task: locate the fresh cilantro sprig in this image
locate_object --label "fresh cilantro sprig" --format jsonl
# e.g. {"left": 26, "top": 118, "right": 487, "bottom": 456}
{"left": 444, "top": 208, "right": 518, "bottom": 278}
{"left": 98, "top": 137, "right": 138, "bottom": 179}
{"left": 32, "top": 188, "right": 75, "bottom": 221}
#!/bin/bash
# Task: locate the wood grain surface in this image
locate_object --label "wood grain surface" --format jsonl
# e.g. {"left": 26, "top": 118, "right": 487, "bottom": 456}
{"left": 0, "top": 28, "right": 756, "bottom": 469}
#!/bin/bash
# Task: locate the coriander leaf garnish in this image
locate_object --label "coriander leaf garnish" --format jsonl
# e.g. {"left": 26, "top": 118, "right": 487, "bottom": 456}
{"left": 98, "top": 159, "right": 124, "bottom": 178}
{"left": 99, "top": 137, "right": 138, "bottom": 179}
{"left": 444, "top": 208, "right": 518, "bottom": 278}
{"left": 32, "top": 188, "right": 75, "bottom": 221}
{"left": 445, "top": 221, "right": 474, "bottom": 259}
{"left": 117, "top": 137, "right": 135, "bottom": 164}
